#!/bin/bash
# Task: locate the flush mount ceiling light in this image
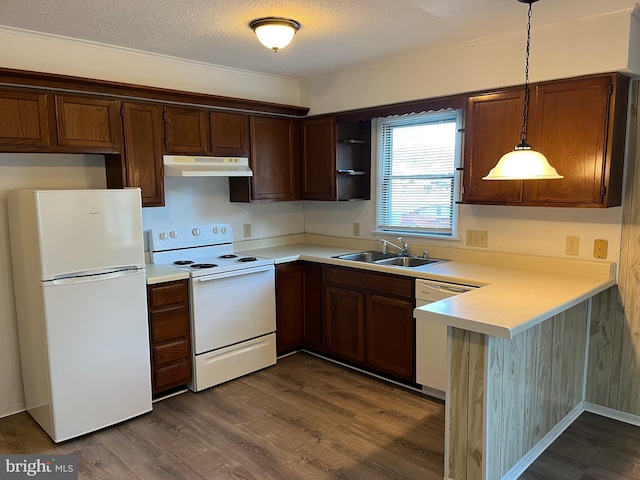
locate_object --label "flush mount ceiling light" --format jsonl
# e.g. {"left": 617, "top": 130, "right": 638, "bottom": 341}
{"left": 249, "top": 17, "right": 300, "bottom": 52}
{"left": 483, "top": 0, "right": 562, "bottom": 181}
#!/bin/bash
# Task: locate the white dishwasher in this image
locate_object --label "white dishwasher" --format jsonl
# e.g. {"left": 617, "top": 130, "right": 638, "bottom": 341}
{"left": 415, "top": 279, "right": 477, "bottom": 399}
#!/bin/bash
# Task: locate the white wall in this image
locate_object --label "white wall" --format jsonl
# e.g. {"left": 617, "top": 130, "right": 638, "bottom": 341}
{"left": 141, "top": 177, "right": 304, "bottom": 245}
{"left": 0, "top": 26, "right": 301, "bottom": 107}
{"left": 301, "top": 10, "right": 638, "bottom": 114}
{"left": 0, "top": 154, "right": 106, "bottom": 417}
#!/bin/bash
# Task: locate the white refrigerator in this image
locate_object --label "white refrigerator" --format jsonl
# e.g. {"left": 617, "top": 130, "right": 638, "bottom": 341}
{"left": 8, "top": 189, "right": 152, "bottom": 443}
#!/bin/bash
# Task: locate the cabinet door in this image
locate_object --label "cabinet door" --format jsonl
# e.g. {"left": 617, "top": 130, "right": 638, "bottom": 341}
{"left": 164, "top": 107, "right": 210, "bottom": 155}
{"left": 462, "top": 90, "right": 525, "bottom": 204}
{"left": 526, "top": 76, "right": 612, "bottom": 206}
{"left": 211, "top": 112, "right": 249, "bottom": 157}
{"left": 302, "top": 263, "right": 324, "bottom": 349}
{"left": 275, "top": 264, "right": 304, "bottom": 354}
{"left": 54, "top": 95, "right": 120, "bottom": 151}
{"left": 366, "top": 294, "right": 414, "bottom": 380}
{"left": 121, "top": 102, "right": 165, "bottom": 207}
{"left": 325, "top": 285, "right": 365, "bottom": 363}
{"left": 0, "top": 90, "right": 52, "bottom": 149}
{"left": 249, "top": 116, "right": 301, "bottom": 201}
{"left": 302, "top": 116, "right": 337, "bottom": 200}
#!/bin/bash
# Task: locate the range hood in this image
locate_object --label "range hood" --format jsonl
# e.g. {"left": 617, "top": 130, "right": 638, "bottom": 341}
{"left": 163, "top": 155, "right": 253, "bottom": 177}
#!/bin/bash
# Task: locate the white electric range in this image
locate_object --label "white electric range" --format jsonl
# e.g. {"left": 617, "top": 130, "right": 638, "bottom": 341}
{"left": 149, "top": 223, "right": 277, "bottom": 391}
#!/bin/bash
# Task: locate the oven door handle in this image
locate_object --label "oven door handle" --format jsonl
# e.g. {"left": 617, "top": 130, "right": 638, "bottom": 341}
{"left": 195, "top": 264, "right": 274, "bottom": 282}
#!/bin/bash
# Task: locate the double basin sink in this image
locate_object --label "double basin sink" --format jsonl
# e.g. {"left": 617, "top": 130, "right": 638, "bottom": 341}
{"left": 333, "top": 251, "right": 447, "bottom": 268}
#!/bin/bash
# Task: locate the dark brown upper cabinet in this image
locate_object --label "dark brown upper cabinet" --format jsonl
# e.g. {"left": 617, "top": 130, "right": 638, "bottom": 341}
{"left": 211, "top": 112, "right": 249, "bottom": 157}
{"left": 163, "top": 106, "right": 210, "bottom": 155}
{"left": 462, "top": 89, "right": 526, "bottom": 205}
{"left": 0, "top": 90, "right": 53, "bottom": 150}
{"left": 106, "top": 102, "right": 165, "bottom": 207}
{"left": 302, "top": 116, "right": 337, "bottom": 200}
{"left": 54, "top": 95, "right": 121, "bottom": 152}
{"left": 462, "top": 73, "right": 629, "bottom": 207}
{"left": 302, "top": 116, "right": 371, "bottom": 201}
{"left": 164, "top": 107, "right": 249, "bottom": 158}
{"left": 230, "top": 116, "right": 300, "bottom": 202}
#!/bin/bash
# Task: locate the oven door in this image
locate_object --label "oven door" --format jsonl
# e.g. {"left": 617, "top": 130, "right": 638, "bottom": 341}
{"left": 191, "top": 264, "right": 276, "bottom": 355}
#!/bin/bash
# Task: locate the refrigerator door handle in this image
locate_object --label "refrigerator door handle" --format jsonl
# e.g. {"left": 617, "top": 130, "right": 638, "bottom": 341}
{"left": 48, "top": 267, "right": 144, "bottom": 285}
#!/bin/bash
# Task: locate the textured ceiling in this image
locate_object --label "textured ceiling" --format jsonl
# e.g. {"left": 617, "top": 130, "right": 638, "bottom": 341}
{"left": 0, "top": 0, "right": 637, "bottom": 79}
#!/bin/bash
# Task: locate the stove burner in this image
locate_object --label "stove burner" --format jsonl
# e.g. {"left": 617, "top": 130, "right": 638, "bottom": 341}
{"left": 190, "top": 263, "right": 218, "bottom": 269}
{"left": 173, "top": 260, "right": 194, "bottom": 266}
{"left": 219, "top": 254, "right": 238, "bottom": 259}
{"left": 237, "top": 257, "right": 258, "bottom": 263}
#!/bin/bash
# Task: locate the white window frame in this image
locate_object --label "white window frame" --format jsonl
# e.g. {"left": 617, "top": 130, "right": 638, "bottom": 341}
{"left": 375, "top": 109, "right": 464, "bottom": 239}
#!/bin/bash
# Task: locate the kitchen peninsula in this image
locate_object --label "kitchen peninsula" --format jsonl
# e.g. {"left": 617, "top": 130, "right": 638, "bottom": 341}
{"left": 236, "top": 238, "right": 615, "bottom": 480}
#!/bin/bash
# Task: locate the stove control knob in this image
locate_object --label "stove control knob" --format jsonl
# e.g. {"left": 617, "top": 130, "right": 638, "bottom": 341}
{"left": 221, "top": 227, "right": 228, "bottom": 234}
{"left": 169, "top": 230, "right": 178, "bottom": 239}
{"left": 192, "top": 228, "right": 200, "bottom": 237}
{"left": 159, "top": 232, "right": 168, "bottom": 241}
{"left": 212, "top": 227, "right": 219, "bottom": 234}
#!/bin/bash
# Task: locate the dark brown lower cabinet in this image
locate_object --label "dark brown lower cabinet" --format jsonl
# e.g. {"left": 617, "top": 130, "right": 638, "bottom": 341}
{"left": 276, "top": 262, "right": 415, "bottom": 382}
{"left": 325, "top": 285, "right": 365, "bottom": 363}
{"left": 275, "top": 262, "right": 324, "bottom": 354}
{"left": 147, "top": 280, "right": 192, "bottom": 395}
{"left": 325, "top": 266, "right": 415, "bottom": 382}
{"left": 366, "top": 294, "right": 414, "bottom": 379}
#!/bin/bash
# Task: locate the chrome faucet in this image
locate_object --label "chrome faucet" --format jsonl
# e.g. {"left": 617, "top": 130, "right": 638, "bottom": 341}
{"left": 380, "top": 237, "right": 409, "bottom": 256}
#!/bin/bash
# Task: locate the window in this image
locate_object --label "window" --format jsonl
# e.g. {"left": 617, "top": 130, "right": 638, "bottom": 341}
{"left": 377, "top": 110, "right": 462, "bottom": 237}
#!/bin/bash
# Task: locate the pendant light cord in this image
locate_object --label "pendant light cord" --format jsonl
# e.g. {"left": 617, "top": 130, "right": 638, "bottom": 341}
{"left": 520, "top": 1, "right": 532, "bottom": 146}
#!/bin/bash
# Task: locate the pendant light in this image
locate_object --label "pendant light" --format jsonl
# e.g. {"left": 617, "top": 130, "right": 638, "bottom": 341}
{"left": 249, "top": 17, "right": 300, "bottom": 52}
{"left": 483, "top": 0, "right": 562, "bottom": 180}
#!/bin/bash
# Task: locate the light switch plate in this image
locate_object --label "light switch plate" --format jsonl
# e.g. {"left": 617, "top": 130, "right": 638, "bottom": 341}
{"left": 594, "top": 239, "right": 608, "bottom": 259}
{"left": 243, "top": 223, "right": 252, "bottom": 238}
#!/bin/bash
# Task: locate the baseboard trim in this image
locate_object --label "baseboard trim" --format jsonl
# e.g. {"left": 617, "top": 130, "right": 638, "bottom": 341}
{"left": 0, "top": 402, "right": 26, "bottom": 419}
{"left": 584, "top": 402, "right": 640, "bottom": 427}
{"left": 500, "top": 402, "right": 584, "bottom": 480}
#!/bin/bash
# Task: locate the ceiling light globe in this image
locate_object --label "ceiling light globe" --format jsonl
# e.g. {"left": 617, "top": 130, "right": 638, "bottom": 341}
{"left": 483, "top": 145, "right": 563, "bottom": 180}
{"left": 250, "top": 18, "right": 300, "bottom": 52}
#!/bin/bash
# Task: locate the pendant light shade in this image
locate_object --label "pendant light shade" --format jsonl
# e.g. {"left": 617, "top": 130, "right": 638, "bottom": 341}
{"left": 483, "top": 142, "right": 563, "bottom": 180}
{"left": 249, "top": 17, "right": 300, "bottom": 52}
{"left": 483, "top": 0, "right": 563, "bottom": 181}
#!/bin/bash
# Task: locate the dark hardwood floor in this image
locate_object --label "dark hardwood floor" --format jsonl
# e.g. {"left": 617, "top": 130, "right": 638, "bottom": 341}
{"left": 3, "top": 352, "right": 640, "bottom": 479}
{"left": 0, "top": 353, "right": 445, "bottom": 479}
{"left": 520, "top": 412, "right": 640, "bottom": 480}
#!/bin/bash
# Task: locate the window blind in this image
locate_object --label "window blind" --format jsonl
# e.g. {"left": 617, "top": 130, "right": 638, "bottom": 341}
{"left": 377, "top": 111, "right": 458, "bottom": 236}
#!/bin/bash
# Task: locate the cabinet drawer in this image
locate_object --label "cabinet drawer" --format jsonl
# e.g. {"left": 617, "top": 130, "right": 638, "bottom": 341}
{"left": 148, "top": 281, "right": 188, "bottom": 308}
{"left": 326, "top": 266, "right": 413, "bottom": 299}
{"left": 150, "top": 306, "right": 189, "bottom": 343}
{"left": 154, "top": 340, "right": 190, "bottom": 367}
{"left": 154, "top": 360, "right": 191, "bottom": 390}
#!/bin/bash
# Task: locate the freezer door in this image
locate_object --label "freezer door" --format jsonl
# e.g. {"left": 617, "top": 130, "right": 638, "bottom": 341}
{"left": 41, "top": 269, "right": 151, "bottom": 442}
{"left": 33, "top": 189, "right": 144, "bottom": 279}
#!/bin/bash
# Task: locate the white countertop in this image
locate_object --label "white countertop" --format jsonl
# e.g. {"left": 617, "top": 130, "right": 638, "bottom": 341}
{"left": 145, "top": 263, "right": 190, "bottom": 285}
{"left": 238, "top": 243, "right": 615, "bottom": 339}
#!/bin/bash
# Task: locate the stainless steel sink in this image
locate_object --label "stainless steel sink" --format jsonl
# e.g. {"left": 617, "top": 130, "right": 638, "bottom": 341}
{"left": 335, "top": 251, "right": 398, "bottom": 262}
{"left": 375, "top": 256, "right": 441, "bottom": 267}
{"left": 334, "top": 251, "right": 447, "bottom": 268}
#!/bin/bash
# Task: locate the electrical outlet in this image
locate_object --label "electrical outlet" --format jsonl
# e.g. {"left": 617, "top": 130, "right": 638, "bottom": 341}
{"left": 353, "top": 222, "right": 360, "bottom": 237}
{"left": 565, "top": 236, "right": 579, "bottom": 256}
{"left": 593, "top": 239, "right": 608, "bottom": 259}
{"left": 466, "top": 230, "right": 488, "bottom": 248}
{"left": 243, "top": 223, "right": 252, "bottom": 238}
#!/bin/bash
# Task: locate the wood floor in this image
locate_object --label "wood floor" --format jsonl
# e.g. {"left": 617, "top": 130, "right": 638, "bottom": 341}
{"left": 520, "top": 412, "right": 640, "bottom": 480}
{"left": 0, "top": 353, "right": 446, "bottom": 479}
{"left": 3, "top": 352, "right": 640, "bottom": 479}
